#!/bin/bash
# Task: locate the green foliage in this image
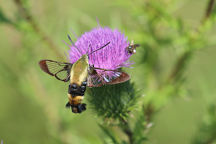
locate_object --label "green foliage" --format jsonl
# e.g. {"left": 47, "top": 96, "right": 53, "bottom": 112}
{"left": 107, "top": 0, "right": 216, "bottom": 143}
{"left": 0, "top": 0, "right": 216, "bottom": 144}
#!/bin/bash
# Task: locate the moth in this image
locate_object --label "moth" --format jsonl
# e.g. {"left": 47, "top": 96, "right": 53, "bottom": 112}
{"left": 39, "top": 36, "right": 130, "bottom": 114}
{"left": 126, "top": 40, "right": 140, "bottom": 54}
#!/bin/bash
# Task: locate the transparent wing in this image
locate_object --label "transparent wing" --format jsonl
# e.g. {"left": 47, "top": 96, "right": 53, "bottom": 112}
{"left": 39, "top": 59, "right": 72, "bottom": 82}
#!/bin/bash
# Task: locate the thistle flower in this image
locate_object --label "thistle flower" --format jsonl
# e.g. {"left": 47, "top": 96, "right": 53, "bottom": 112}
{"left": 68, "top": 26, "right": 133, "bottom": 82}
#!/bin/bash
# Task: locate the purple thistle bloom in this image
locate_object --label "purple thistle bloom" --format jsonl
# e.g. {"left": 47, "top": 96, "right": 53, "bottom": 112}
{"left": 68, "top": 26, "right": 133, "bottom": 82}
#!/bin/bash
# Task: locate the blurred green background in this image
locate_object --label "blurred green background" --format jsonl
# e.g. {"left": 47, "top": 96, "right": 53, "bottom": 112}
{"left": 0, "top": 0, "right": 216, "bottom": 144}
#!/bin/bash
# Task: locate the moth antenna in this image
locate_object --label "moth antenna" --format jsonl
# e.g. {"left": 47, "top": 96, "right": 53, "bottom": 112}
{"left": 88, "top": 42, "right": 110, "bottom": 56}
{"left": 67, "top": 34, "right": 82, "bottom": 55}
{"left": 70, "top": 28, "right": 79, "bottom": 39}
{"left": 88, "top": 42, "right": 91, "bottom": 55}
{"left": 64, "top": 51, "right": 70, "bottom": 62}
{"left": 88, "top": 43, "right": 94, "bottom": 63}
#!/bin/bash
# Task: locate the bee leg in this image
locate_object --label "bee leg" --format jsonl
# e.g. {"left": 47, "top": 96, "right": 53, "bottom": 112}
{"left": 65, "top": 102, "right": 71, "bottom": 108}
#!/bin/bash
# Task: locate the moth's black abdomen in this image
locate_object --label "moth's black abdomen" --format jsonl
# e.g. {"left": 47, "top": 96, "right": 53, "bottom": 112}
{"left": 68, "top": 82, "right": 87, "bottom": 96}
{"left": 71, "top": 83, "right": 77, "bottom": 89}
{"left": 82, "top": 81, "right": 87, "bottom": 86}
{"left": 80, "top": 85, "right": 86, "bottom": 92}
{"left": 71, "top": 103, "right": 87, "bottom": 113}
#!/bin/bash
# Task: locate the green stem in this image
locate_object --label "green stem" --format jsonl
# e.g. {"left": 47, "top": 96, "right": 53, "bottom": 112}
{"left": 144, "top": 103, "right": 154, "bottom": 124}
{"left": 119, "top": 118, "right": 134, "bottom": 144}
{"left": 13, "top": 0, "right": 64, "bottom": 59}
{"left": 202, "top": 0, "right": 215, "bottom": 23}
{"left": 167, "top": 50, "right": 192, "bottom": 84}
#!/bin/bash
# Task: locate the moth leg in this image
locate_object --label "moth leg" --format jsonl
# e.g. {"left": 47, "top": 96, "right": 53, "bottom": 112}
{"left": 65, "top": 102, "right": 71, "bottom": 108}
{"left": 64, "top": 74, "right": 70, "bottom": 82}
{"left": 95, "top": 72, "right": 107, "bottom": 85}
{"left": 93, "top": 67, "right": 119, "bottom": 72}
{"left": 87, "top": 72, "right": 104, "bottom": 87}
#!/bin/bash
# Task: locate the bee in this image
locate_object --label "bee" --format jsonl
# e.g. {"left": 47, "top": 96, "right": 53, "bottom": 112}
{"left": 39, "top": 36, "right": 130, "bottom": 114}
{"left": 126, "top": 40, "right": 140, "bottom": 54}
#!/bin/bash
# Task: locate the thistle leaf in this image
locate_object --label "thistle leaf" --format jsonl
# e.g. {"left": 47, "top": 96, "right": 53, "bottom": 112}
{"left": 99, "top": 124, "right": 120, "bottom": 144}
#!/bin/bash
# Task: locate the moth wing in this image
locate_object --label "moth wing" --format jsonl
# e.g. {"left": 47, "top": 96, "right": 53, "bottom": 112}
{"left": 39, "top": 59, "right": 72, "bottom": 82}
{"left": 106, "top": 72, "right": 130, "bottom": 85}
{"left": 87, "top": 74, "right": 103, "bottom": 87}
{"left": 87, "top": 71, "right": 130, "bottom": 87}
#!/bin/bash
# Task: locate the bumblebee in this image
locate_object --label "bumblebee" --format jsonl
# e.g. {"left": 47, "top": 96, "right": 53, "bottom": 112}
{"left": 126, "top": 40, "right": 140, "bottom": 54}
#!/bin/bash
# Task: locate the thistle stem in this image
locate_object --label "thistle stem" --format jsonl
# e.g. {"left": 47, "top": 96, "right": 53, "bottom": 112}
{"left": 203, "top": 0, "right": 215, "bottom": 23}
{"left": 13, "top": 0, "right": 64, "bottom": 59}
{"left": 119, "top": 118, "right": 134, "bottom": 144}
{"left": 167, "top": 50, "right": 192, "bottom": 84}
{"left": 144, "top": 103, "right": 154, "bottom": 124}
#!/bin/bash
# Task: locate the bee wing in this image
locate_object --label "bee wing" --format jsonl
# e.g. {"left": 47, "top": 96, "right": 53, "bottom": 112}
{"left": 39, "top": 59, "right": 72, "bottom": 82}
{"left": 87, "top": 70, "right": 130, "bottom": 87}
{"left": 134, "top": 44, "right": 140, "bottom": 47}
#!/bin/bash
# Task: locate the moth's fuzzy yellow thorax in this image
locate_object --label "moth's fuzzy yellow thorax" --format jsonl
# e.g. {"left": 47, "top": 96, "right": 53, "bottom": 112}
{"left": 70, "top": 55, "right": 89, "bottom": 86}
